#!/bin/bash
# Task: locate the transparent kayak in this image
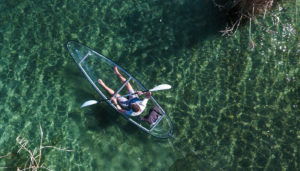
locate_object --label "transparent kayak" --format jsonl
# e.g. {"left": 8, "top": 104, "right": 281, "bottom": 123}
{"left": 67, "top": 41, "right": 173, "bottom": 138}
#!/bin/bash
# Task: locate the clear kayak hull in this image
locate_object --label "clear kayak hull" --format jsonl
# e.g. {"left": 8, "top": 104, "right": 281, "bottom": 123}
{"left": 67, "top": 41, "right": 173, "bottom": 138}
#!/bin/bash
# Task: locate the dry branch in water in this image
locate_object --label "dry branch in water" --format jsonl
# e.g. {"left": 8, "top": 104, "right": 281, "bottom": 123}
{"left": 1, "top": 124, "right": 72, "bottom": 171}
{"left": 0, "top": 154, "right": 11, "bottom": 159}
{"left": 216, "top": 0, "right": 282, "bottom": 51}
{"left": 219, "top": 0, "right": 278, "bottom": 36}
{"left": 0, "top": 154, "right": 11, "bottom": 169}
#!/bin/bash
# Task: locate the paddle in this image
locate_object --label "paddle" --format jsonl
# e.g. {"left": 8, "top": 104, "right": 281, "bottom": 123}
{"left": 80, "top": 100, "right": 99, "bottom": 108}
{"left": 122, "top": 84, "right": 172, "bottom": 97}
{"left": 80, "top": 84, "right": 172, "bottom": 108}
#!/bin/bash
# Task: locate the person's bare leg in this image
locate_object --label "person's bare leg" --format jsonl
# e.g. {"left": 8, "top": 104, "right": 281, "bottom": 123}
{"left": 98, "top": 79, "right": 116, "bottom": 96}
{"left": 114, "top": 66, "right": 134, "bottom": 91}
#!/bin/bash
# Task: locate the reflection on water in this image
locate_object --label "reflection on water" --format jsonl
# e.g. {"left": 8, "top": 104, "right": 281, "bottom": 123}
{"left": 0, "top": 0, "right": 299, "bottom": 170}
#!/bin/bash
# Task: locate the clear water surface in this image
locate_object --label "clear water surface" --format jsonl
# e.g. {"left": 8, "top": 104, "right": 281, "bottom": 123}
{"left": 0, "top": 0, "right": 299, "bottom": 170}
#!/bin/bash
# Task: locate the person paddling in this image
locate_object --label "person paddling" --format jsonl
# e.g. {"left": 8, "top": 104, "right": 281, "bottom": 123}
{"left": 98, "top": 66, "right": 151, "bottom": 116}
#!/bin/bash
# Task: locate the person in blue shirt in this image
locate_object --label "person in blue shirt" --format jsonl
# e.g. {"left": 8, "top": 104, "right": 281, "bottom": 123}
{"left": 98, "top": 66, "right": 151, "bottom": 116}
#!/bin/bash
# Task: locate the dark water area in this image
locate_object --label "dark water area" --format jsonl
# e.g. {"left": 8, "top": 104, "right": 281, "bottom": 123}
{"left": 0, "top": 0, "right": 299, "bottom": 170}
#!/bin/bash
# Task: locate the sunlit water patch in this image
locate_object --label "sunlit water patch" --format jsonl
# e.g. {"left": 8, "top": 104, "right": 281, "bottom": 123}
{"left": 0, "top": 0, "right": 299, "bottom": 170}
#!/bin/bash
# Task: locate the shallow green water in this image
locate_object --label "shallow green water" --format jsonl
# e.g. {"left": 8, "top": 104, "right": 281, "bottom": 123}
{"left": 0, "top": 0, "right": 299, "bottom": 170}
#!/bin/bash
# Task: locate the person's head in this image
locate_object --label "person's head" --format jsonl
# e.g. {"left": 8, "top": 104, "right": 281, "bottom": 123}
{"left": 131, "top": 103, "right": 140, "bottom": 112}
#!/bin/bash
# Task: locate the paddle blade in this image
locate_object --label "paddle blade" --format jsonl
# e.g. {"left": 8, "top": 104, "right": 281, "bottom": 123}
{"left": 80, "top": 100, "right": 98, "bottom": 108}
{"left": 149, "top": 84, "right": 172, "bottom": 92}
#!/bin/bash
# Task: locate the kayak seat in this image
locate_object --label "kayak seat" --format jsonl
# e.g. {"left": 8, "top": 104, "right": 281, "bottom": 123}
{"left": 140, "top": 106, "right": 162, "bottom": 125}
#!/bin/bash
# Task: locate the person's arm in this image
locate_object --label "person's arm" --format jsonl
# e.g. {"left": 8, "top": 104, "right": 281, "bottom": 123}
{"left": 144, "top": 91, "right": 151, "bottom": 99}
{"left": 137, "top": 91, "right": 151, "bottom": 99}
{"left": 140, "top": 91, "right": 151, "bottom": 107}
{"left": 136, "top": 91, "right": 151, "bottom": 107}
{"left": 111, "top": 97, "right": 126, "bottom": 114}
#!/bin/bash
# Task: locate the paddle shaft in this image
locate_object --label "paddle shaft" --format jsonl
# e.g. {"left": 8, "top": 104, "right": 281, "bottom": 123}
{"left": 93, "top": 91, "right": 148, "bottom": 103}
{"left": 121, "top": 90, "right": 149, "bottom": 98}
{"left": 120, "top": 84, "right": 171, "bottom": 98}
